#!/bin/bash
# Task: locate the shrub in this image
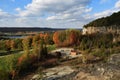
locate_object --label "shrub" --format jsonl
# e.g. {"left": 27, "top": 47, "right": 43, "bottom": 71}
{"left": 47, "top": 45, "right": 56, "bottom": 52}
{"left": 90, "top": 48, "right": 110, "bottom": 59}
{"left": 80, "top": 33, "right": 114, "bottom": 50}
{"left": 0, "top": 69, "right": 10, "bottom": 80}
{"left": 0, "top": 54, "right": 20, "bottom": 80}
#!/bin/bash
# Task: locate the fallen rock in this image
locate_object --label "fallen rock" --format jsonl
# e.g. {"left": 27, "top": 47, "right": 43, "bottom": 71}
{"left": 74, "top": 72, "right": 104, "bottom": 80}
{"left": 42, "top": 66, "right": 77, "bottom": 80}
{"left": 31, "top": 74, "right": 41, "bottom": 80}
{"left": 31, "top": 66, "right": 77, "bottom": 80}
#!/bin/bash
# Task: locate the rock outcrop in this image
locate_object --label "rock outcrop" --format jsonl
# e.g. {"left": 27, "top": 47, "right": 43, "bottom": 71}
{"left": 31, "top": 53, "right": 120, "bottom": 80}
{"left": 74, "top": 53, "right": 120, "bottom": 80}
{"left": 82, "top": 26, "right": 120, "bottom": 35}
{"left": 31, "top": 66, "right": 77, "bottom": 80}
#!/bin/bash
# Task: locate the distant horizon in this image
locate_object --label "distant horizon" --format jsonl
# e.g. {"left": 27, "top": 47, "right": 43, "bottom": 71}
{"left": 0, "top": 27, "right": 82, "bottom": 29}
{"left": 0, "top": 0, "right": 120, "bottom": 28}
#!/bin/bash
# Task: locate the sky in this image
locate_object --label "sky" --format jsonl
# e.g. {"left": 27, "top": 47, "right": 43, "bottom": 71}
{"left": 0, "top": 0, "right": 120, "bottom": 28}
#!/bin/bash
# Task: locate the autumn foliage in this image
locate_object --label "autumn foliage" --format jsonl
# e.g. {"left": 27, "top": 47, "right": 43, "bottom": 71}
{"left": 53, "top": 31, "right": 60, "bottom": 45}
{"left": 53, "top": 29, "right": 81, "bottom": 47}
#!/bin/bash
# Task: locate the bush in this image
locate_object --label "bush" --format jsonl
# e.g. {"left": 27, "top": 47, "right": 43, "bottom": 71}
{"left": 80, "top": 33, "right": 114, "bottom": 50}
{"left": 0, "top": 70, "right": 10, "bottom": 80}
{"left": 47, "top": 45, "right": 56, "bottom": 52}
{"left": 91, "top": 48, "right": 110, "bottom": 58}
{"left": 0, "top": 54, "right": 20, "bottom": 80}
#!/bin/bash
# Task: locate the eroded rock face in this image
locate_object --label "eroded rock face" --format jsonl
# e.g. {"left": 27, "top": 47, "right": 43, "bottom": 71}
{"left": 74, "top": 72, "right": 104, "bottom": 80}
{"left": 42, "top": 66, "right": 75, "bottom": 80}
{"left": 82, "top": 26, "right": 120, "bottom": 35}
{"left": 31, "top": 66, "right": 77, "bottom": 80}
{"left": 74, "top": 53, "right": 120, "bottom": 80}
{"left": 31, "top": 53, "right": 120, "bottom": 80}
{"left": 108, "top": 53, "right": 120, "bottom": 66}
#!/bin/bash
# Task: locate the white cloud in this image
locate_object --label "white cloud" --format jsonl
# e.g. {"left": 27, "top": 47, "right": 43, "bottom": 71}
{"left": 91, "top": 9, "right": 120, "bottom": 20}
{"left": 11, "top": 0, "right": 15, "bottom": 2}
{"left": 100, "top": 0, "right": 108, "bottom": 4}
{"left": 0, "top": 9, "right": 11, "bottom": 18}
{"left": 93, "top": 9, "right": 113, "bottom": 18}
{"left": 92, "top": 0, "right": 120, "bottom": 19}
{"left": 1, "top": 0, "right": 119, "bottom": 28}
{"left": 82, "top": 0, "right": 120, "bottom": 25}
{"left": 46, "top": 7, "right": 92, "bottom": 21}
{"left": 15, "top": 8, "right": 21, "bottom": 12}
{"left": 85, "top": 7, "right": 93, "bottom": 12}
{"left": 115, "top": 0, "right": 120, "bottom": 8}
{"left": 14, "top": 0, "right": 91, "bottom": 28}
{"left": 18, "top": 0, "right": 91, "bottom": 17}
{"left": 46, "top": 13, "right": 71, "bottom": 20}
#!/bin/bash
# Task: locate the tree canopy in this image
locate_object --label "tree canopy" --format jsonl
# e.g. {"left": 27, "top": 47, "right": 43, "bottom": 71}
{"left": 84, "top": 11, "right": 120, "bottom": 28}
{"left": 53, "top": 29, "right": 81, "bottom": 47}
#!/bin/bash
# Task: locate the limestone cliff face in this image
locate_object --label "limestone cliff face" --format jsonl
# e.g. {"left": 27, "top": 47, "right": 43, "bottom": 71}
{"left": 82, "top": 26, "right": 120, "bottom": 35}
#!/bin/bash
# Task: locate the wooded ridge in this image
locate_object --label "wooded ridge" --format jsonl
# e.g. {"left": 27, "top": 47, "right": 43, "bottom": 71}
{"left": 84, "top": 11, "right": 120, "bottom": 28}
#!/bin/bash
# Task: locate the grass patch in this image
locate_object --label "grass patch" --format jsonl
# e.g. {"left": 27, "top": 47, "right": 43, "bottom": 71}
{"left": 0, "top": 49, "right": 23, "bottom": 56}
{"left": 0, "top": 51, "right": 23, "bottom": 80}
{"left": 47, "top": 45, "right": 56, "bottom": 52}
{"left": 90, "top": 47, "right": 120, "bottom": 58}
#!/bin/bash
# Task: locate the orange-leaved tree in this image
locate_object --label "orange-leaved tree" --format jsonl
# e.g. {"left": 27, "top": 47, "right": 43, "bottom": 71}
{"left": 53, "top": 29, "right": 81, "bottom": 47}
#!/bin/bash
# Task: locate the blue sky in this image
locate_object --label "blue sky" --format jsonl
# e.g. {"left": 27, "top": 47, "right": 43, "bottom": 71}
{"left": 0, "top": 0, "right": 120, "bottom": 28}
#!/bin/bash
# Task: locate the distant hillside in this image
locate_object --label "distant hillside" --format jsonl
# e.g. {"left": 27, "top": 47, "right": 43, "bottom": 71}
{"left": 84, "top": 11, "right": 120, "bottom": 28}
{"left": 0, "top": 27, "right": 66, "bottom": 33}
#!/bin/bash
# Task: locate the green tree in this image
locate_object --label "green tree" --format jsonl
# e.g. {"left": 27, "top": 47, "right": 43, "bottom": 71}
{"left": 22, "top": 37, "right": 30, "bottom": 57}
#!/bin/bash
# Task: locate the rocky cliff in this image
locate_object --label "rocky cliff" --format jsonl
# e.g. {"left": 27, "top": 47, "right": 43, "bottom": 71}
{"left": 82, "top": 26, "right": 120, "bottom": 35}
{"left": 83, "top": 11, "right": 120, "bottom": 35}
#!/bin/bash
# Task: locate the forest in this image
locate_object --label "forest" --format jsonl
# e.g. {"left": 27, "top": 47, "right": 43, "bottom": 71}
{"left": 0, "top": 29, "right": 120, "bottom": 80}
{"left": 84, "top": 11, "right": 120, "bottom": 28}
